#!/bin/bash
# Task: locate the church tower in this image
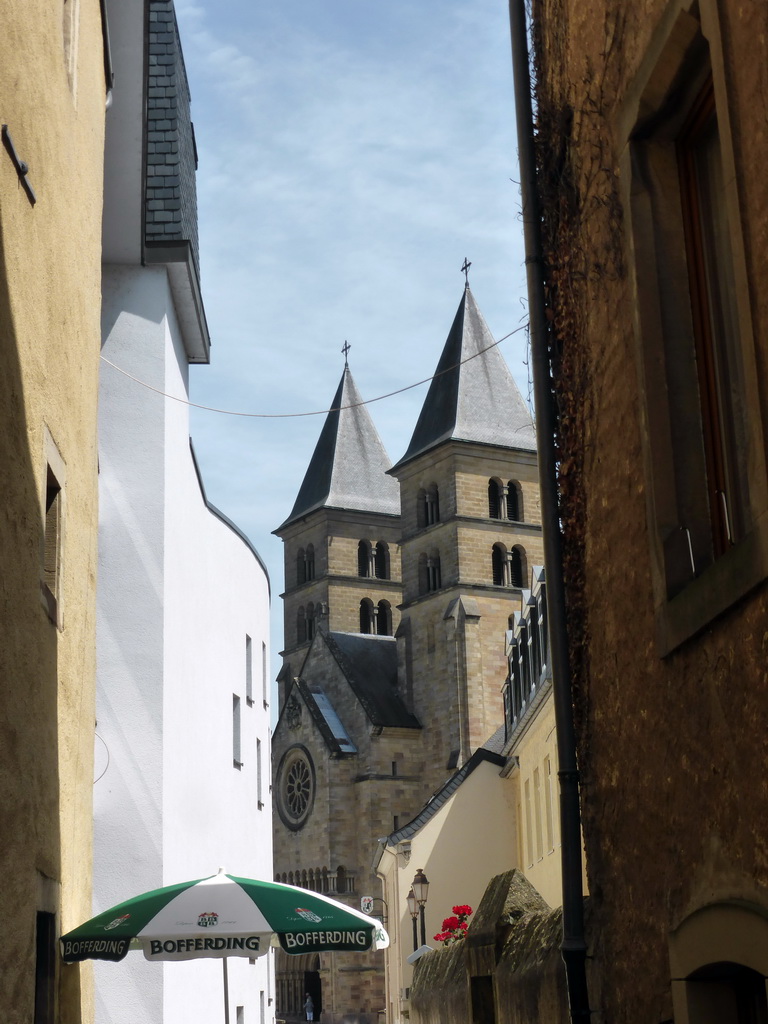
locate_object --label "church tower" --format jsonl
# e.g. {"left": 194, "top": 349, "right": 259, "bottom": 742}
{"left": 389, "top": 283, "right": 543, "bottom": 795}
{"left": 271, "top": 284, "right": 542, "bottom": 1024}
{"left": 274, "top": 363, "right": 402, "bottom": 707}
{"left": 271, "top": 366, "right": 417, "bottom": 1024}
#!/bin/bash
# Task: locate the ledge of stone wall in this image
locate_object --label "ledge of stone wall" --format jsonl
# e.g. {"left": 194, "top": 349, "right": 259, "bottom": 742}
{"left": 410, "top": 871, "right": 571, "bottom": 1024}
{"left": 410, "top": 940, "right": 469, "bottom": 1024}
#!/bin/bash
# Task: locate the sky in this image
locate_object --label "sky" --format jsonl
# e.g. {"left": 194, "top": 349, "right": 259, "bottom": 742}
{"left": 173, "top": 0, "right": 530, "bottom": 688}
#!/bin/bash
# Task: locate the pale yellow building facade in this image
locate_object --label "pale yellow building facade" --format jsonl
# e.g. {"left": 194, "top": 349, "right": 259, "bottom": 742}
{"left": 0, "top": 3, "right": 108, "bottom": 1021}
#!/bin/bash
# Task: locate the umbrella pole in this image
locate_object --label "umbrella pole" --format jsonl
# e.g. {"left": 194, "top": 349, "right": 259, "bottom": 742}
{"left": 222, "top": 957, "right": 230, "bottom": 1024}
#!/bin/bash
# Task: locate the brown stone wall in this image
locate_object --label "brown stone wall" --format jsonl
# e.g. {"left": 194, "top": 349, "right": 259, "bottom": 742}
{"left": 273, "top": 636, "right": 425, "bottom": 1022}
{"left": 279, "top": 510, "right": 403, "bottom": 676}
{"left": 325, "top": 580, "right": 402, "bottom": 634}
{"left": 409, "top": 909, "right": 568, "bottom": 1024}
{"left": 532, "top": 0, "right": 768, "bottom": 1019}
{"left": 397, "top": 450, "right": 458, "bottom": 538}
{"left": 398, "top": 588, "right": 518, "bottom": 794}
{"left": 326, "top": 523, "right": 402, "bottom": 581}
{"left": 398, "top": 447, "right": 543, "bottom": 606}
{"left": 410, "top": 942, "right": 470, "bottom": 1024}
{"left": 455, "top": 524, "right": 545, "bottom": 587}
{"left": 453, "top": 450, "right": 541, "bottom": 523}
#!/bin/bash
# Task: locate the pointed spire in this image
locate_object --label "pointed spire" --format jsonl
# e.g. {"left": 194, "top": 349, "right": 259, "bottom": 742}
{"left": 276, "top": 366, "right": 400, "bottom": 532}
{"left": 392, "top": 287, "right": 536, "bottom": 471}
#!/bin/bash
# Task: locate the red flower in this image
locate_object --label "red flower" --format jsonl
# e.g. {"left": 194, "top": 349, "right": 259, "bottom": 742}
{"left": 433, "top": 904, "right": 474, "bottom": 944}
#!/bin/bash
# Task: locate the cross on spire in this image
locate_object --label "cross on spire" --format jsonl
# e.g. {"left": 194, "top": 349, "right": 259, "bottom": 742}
{"left": 341, "top": 340, "right": 351, "bottom": 367}
{"left": 461, "top": 258, "right": 472, "bottom": 286}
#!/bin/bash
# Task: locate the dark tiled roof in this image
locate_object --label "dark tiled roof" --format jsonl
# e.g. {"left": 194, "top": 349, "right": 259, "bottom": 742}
{"left": 384, "top": 740, "right": 507, "bottom": 845}
{"left": 144, "top": 0, "right": 199, "bottom": 273}
{"left": 324, "top": 632, "right": 421, "bottom": 730}
{"left": 481, "top": 724, "right": 507, "bottom": 755}
{"left": 276, "top": 368, "right": 401, "bottom": 532}
{"left": 392, "top": 287, "right": 536, "bottom": 471}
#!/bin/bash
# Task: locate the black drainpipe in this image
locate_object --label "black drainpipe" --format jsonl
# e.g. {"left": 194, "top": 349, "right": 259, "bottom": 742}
{"left": 508, "top": 2, "right": 591, "bottom": 1021}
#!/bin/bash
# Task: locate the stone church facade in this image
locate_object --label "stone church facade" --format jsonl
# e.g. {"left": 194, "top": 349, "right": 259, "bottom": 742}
{"left": 271, "top": 285, "right": 543, "bottom": 1023}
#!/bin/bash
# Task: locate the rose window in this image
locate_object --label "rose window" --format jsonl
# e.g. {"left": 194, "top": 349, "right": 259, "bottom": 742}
{"left": 285, "top": 757, "right": 311, "bottom": 817}
{"left": 277, "top": 746, "right": 315, "bottom": 830}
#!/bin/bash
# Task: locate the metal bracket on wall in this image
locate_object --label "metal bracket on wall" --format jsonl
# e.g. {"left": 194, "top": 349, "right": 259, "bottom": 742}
{"left": 2, "top": 125, "right": 37, "bottom": 205}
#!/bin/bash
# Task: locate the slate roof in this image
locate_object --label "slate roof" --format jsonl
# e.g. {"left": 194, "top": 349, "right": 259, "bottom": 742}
{"left": 324, "top": 632, "right": 421, "bottom": 730}
{"left": 144, "top": 0, "right": 199, "bottom": 273}
{"left": 383, "top": 736, "right": 507, "bottom": 845}
{"left": 391, "top": 286, "right": 537, "bottom": 472}
{"left": 294, "top": 679, "right": 358, "bottom": 756}
{"left": 276, "top": 367, "right": 401, "bottom": 532}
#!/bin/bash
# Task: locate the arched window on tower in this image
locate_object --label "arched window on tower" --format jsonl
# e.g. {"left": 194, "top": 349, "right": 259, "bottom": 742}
{"left": 418, "top": 485, "right": 440, "bottom": 528}
{"left": 359, "top": 598, "right": 375, "bottom": 634}
{"left": 416, "top": 488, "right": 427, "bottom": 529}
{"left": 488, "top": 479, "right": 503, "bottom": 519}
{"left": 305, "top": 544, "right": 315, "bottom": 581}
{"left": 507, "top": 481, "right": 523, "bottom": 522}
{"left": 296, "top": 548, "right": 306, "bottom": 586}
{"left": 510, "top": 546, "right": 527, "bottom": 588}
{"left": 425, "top": 485, "right": 440, "bottom": 526}
{"left": 418, "top": 553, "right": 429, "bottom": 595}
{"left": 377, "top": 600, "right": 392, "bottom": 636}
{"left": 297, "top": 607, "right": 307, "bottom": 645}
{"left": 427, "top": 554, "right": 442, "bottom": 592}
{"left": 335, "top": 866, "right": 347, "bottom": 894}
{"left": 374, "top": 541, "right": 390, "bottom": 580}
{"left": 306, "top": 603, "right": 316, "bottom": 641}
{"left": 492, "top": 544, "right": 507, "bottom": 586}
{"left": 358, "top": 540, "right": 372, "bottom": 578}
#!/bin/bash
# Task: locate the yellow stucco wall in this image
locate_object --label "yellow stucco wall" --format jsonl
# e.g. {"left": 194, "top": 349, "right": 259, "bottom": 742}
{"left": 0, "top": 2, "right": 106, "bottom": 1021}
{"left": 510, "top": 693, "right": 563, "bottom": 909}
{"left": 377, "top": 760, "right": 517, "bottom": 1023}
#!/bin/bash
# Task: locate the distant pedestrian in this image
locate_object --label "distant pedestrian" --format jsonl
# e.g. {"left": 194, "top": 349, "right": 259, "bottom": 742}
{"left": 304, "top": 993, "right": 314, "bottom": 1022}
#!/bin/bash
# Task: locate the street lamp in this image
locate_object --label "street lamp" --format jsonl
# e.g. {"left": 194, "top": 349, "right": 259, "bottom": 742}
{"left": 406, "top": 887, "right": 418, "bottom": 952}
{"left": 411, "top": 868, "right": 429, "bottom": 947}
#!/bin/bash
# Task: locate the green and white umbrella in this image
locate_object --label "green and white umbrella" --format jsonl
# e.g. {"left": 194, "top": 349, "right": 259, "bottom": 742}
{"left": 60, "top": 869, "right": 388, "bottom": 965}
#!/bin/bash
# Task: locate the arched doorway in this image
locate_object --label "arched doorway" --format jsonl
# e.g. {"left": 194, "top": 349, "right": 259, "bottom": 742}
{"left": 304, "top": 955, "right": 322, "bottom": 1020}
{"left": 276, "top": 950, "right": 322, "bottom": 1021}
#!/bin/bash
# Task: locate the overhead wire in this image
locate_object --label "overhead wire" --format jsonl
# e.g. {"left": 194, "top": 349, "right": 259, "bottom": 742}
{"left": 99, "top": 320, "right": 530, "bottom": 419}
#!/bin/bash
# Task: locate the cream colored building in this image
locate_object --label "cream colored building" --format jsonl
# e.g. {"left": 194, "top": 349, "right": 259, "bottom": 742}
{"left": 0, "top": 2, "right": 109, "bottom": 1022}
{"left": 374, "top": 748, "right": 517, "bottom": 1022}
{"left": 529, "top": 0, "right": 768, "bottom": 1017}
{"left": 375, "top": 566, "right": 567, "bottom": 1023}
{"left": 502, "top": 568, "right": 563, "bottom": 910}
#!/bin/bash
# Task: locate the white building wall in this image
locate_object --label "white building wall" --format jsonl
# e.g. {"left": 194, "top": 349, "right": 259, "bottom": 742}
{"left": 95, "top": 264, "right": 273, "bottom": 1024}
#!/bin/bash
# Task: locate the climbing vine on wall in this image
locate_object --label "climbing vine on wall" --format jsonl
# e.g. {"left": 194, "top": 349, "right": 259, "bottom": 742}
{"left": 528, "top": 0, "right": 628, "bottom": 756}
